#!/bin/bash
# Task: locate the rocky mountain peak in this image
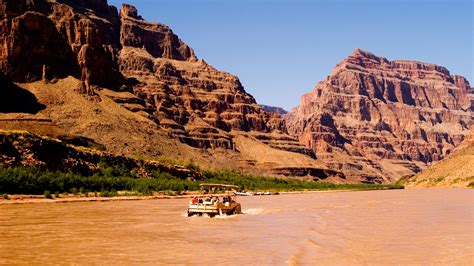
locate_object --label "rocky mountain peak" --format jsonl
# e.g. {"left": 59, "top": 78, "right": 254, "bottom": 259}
{"left": 119, "top": 4, "right": 197, "bottom": 61}
{"left": 0, "top": 0, "right": 317, "bottom": 177}
{"left": 338, "top": 48, "right": 454, "bottom": 82}
{"left": 3, "top": 2, "right": 470, "bottom": 183}
{"left": 261, "top": 105, "right": 288, "bottom": 116}
{"left": 451, "top": 74, "right": 471, "bottom": 91}
{"left": 349, "top": 48, "right": 387, "bottom": 62}
{"left": 120, "top": 3, "right": 142, "bottom": 20}
{"left": 56, "top": 0, "right": 119, "bottom": 16}
{"left": 287, "top": 49, "right": 473, "bottom": 182}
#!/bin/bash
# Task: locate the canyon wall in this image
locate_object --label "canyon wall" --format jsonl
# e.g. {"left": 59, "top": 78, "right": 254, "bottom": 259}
{"left": 287, "top": 49, "right": 473, "bottom": 182}
{"left": 2, "top": 1, "right": 471, "bottom": 183}
{"left": 0, "top": 0, "right": 320, "bottom": 180}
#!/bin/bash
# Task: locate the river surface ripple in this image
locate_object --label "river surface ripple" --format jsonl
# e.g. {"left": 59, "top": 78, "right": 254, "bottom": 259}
{"left": 0, "top": 189, "right": 473, "bottom": 265}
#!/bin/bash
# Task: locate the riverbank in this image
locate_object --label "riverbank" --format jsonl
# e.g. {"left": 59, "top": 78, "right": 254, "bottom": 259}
{"left": 0, "top": 166, "right": 403, "bottom": 202}
{"left": 0, "top": 193, "right": 194, "bottom": 205}
{"left": 0, "top": 186, "right": 403, "bottom": 205}
{"left": 0, "top": 166, "right": 404, "bottom": 205}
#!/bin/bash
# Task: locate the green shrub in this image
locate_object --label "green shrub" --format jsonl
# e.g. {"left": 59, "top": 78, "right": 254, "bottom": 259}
{"left": 0, "top": 166, "right": 403, "bottom": 196}
{"left": 99, "top": 189, "right": 118, "bottom": 197}
{"left": 162, "top": 190, "right": 177, "bottom": 196}
{"left": 158, "top": 157, "right": 201, "bottom": 172}
{"left": 201, "top": 169, "right": 403, "bottom": 192}
{"left": 185, "top": 160, "right": 200, "bottom": 171}
{"left": 44, "top": 190, "right": 52, "bottom": 199}
{"left": 79, "top": 187, "right": 90, "bottom": 197}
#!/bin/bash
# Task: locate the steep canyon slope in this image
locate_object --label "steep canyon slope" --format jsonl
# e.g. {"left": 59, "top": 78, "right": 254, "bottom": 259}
{"left": 402, "top": 129, "right": 474, "bottom": 187}
{"left": 286, "top": 49, "right": 473, "bottom": 182}
{"left": 1, "top": 1, "right": 471, "bottom": 184}
{"left": 0, "top": 0, "right": 327, "bottom": 180}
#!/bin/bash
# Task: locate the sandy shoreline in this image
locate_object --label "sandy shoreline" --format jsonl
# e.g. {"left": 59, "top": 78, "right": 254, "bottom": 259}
{"left": 0, "top": 189, "right": 371, "bottom": 205}
{"left": 0, "top": 194, "right": 194, "bottom": 205}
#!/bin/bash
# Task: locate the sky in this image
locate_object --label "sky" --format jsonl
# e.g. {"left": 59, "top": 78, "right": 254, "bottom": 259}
{"left": 109, "top": 0, "right": 473, "bottom": 111}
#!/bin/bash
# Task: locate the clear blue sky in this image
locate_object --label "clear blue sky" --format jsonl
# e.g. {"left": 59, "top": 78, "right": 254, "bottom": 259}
{"left": 109, "top": 0, "right": 473, "bottom": 110}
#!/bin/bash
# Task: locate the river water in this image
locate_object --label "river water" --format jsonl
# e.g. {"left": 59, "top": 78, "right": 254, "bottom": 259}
{"left": 0, "top": 189, "right": 473, "bottom": 265}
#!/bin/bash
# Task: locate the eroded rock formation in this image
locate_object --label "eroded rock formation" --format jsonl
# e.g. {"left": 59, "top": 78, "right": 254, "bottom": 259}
{"left": 0, "top": 0, "right": 321, "bottom": 179}
{"left": 6, "top": 1, "right": 469, "bottom": 183}
{"left": 120, "top": 4, "right": 196, "bottom": 61}
{"left": 402, "top": 128, "right": 474, "bottom": 188}
{"left": 0, "top": 0, "right": 292, "bottom": 147}
{"left": 287, "top": 49, "right": 473, "bottom": 182}
{"left": 0, "top": 131, "right": 204, "bottom": 180}
{"left": 261, "top": 105, "right": 288, "bottom": 116}
{"left": 0, "top": 0, "right": 123, "bottom": 87}
{"left": 117, "top": 4, "right": 297, "bottom": 150}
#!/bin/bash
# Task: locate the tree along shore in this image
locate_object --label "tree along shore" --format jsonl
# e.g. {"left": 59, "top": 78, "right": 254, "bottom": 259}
{"left": 0, "top": 167, "right": 403, "bottom": 201}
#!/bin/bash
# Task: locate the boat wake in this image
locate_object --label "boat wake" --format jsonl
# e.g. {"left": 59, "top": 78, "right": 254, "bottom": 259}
{"left": 183, "top": 212, "right": 239, "bottom": 219}
{"left": 183, "top": 208, "right": 268, "bottom": 218}
{"left": 243, "top": 208, "right": 266, "bottom": 215}
{"left": 213, "top": 214, "right": 239, "bottom": 219}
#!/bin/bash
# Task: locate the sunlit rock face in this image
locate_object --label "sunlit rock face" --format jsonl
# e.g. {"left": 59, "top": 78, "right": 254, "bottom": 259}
{"left": 117, "top": 3, "right": 293, "bottom": 150}
{"left": 0, "top": 0, "right": 124, "bottom": 87}
{"left": 0, "top": 0, "right": 310, "bottom": 158}
{"left": 286, "top": 48, "right": 473, "bottom": 182}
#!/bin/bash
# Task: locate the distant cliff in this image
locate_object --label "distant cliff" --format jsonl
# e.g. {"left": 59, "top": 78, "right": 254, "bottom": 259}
{"left": 261, "top": 105, "right": 288, "bottom": 116}
{"left": 1, "top": 1, "right": 471, "bottom": 184}
{"left": 401, "top": 129, "right": 474, "bottom": 187}
{"left": 286, "top": 49, "right": 473, "bottom": 182}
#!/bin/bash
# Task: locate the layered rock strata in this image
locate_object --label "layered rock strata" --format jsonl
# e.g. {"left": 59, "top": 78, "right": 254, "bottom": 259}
{"left": 117, "top": 5, "right": 298, "bottom": 150}
{"left": 287, "top": 49, "right": 473, "bottom": 181}
{"left": 261, "top": 105, "right": 288, "bottom": 116}
{"left": 402, "top": 129, "right": 474, "bottom": 187}
{"left": 0, "top": 131, "right": 203, "bottom": 179}
{"left": 0, "top": 0, "right": 324, "bottom": 179}
{"left": 0, "top": 0, "right": 300, "bottom": 151}
{"left": 0, "top": 0, "right": 124, "bottom": 88}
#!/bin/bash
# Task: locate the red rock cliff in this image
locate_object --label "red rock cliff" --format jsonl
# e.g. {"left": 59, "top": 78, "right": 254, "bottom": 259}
{"left": 286, "top": 49, "right": 473, "bottom": 181}
{"left": 0, "top": 0, "right": 309, "bottom": 157}
{"left": 0, "top": 0, "right": 123, "bottom": 87}
{"left": 117, "top": 4, "right": 292, "bottom": 150}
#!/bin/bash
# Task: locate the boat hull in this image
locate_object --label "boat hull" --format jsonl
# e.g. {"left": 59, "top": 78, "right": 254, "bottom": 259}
{"left": 187, "top": 203, "right": 241, "bottom": 217}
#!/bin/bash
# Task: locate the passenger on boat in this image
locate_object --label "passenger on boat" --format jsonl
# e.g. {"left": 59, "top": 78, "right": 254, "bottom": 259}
{"left": 192, "top": 197, "right": 198, "bottom": 204}
{"left": 223, "top": 196, "right": 231, "bottom": 203}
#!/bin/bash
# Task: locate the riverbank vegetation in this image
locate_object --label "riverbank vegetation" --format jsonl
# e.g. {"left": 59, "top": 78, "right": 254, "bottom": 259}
{"left": 0, "top": 166, "right": 403, "bottom": 198}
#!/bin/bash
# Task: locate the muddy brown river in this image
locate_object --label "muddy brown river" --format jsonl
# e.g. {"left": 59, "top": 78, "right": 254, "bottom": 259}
{"left": 0, "top": 189, "right": 473, "bottom": 265}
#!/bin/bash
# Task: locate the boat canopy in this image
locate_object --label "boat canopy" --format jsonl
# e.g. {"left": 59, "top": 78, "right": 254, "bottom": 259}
{"left": 199, "top": 183, "right": 239, "bottom": 190}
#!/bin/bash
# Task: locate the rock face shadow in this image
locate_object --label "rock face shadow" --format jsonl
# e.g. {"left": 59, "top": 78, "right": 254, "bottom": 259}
{"left": 0, "top": 74, "right": 45, "bottom": 114}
